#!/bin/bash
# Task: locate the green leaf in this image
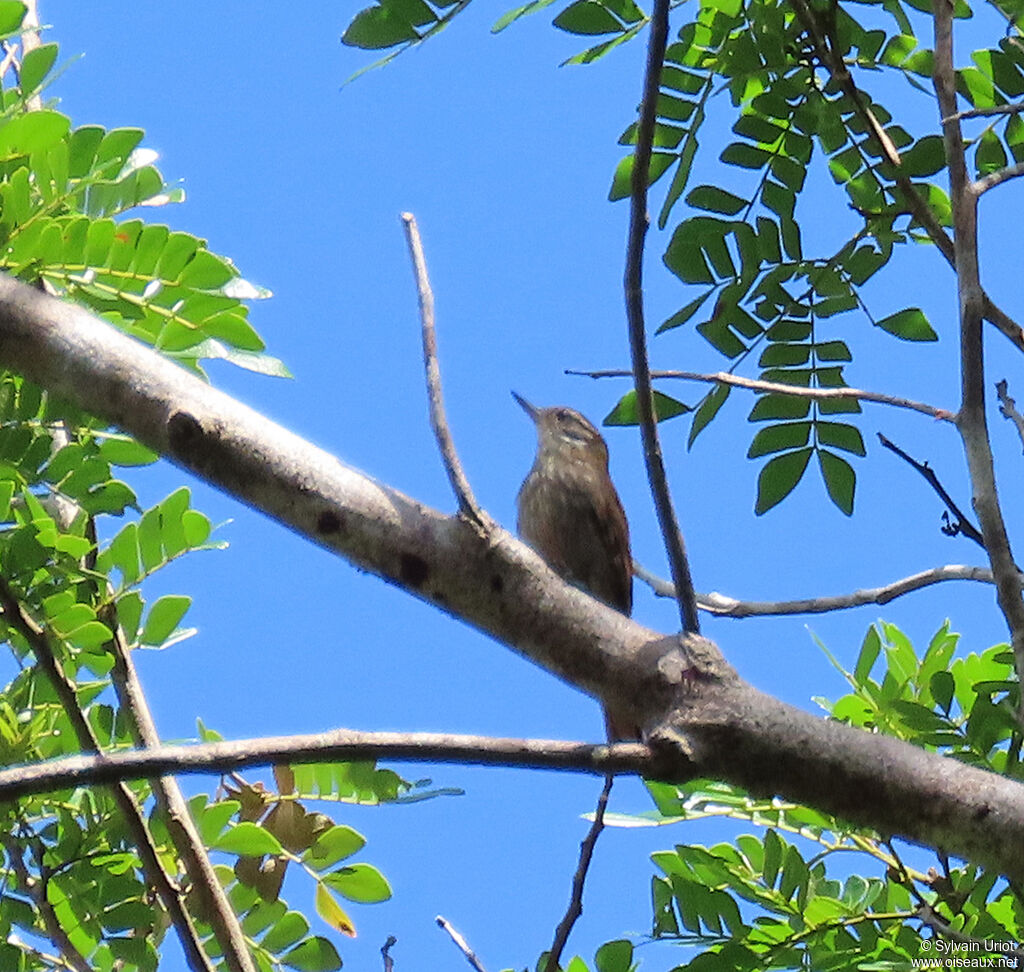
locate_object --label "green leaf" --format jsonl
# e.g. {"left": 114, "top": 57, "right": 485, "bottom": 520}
{"left": 931, "top": 670, "right": 955, "bottom": 715}
{"left": 754, "top": 448, "right": 812, "bottom": 514}
{"left": 554, "top": 0, "right": 623, "bottom": 34}
{"left": 688, "top": 383, "right": 730, "bottom": 448}
{"left": 604, "top": 389, "right": 691, "bottom": 425}
{"left": 304, "top": 825, "right": 366, "bottom": 870}
{"left": 900, "top": 134, "right": 946, "bottom": 176}
{"left": 212, "top": 822, "right": 283, "bottom": 856}
{"left": 262, "top": 911, "right": 310, "bottom": 954}
{"left": 19, "top": 42, "right": 58, "bottom": 94}
{"left": 747, "top": 422, "right": 810, "bottom": 457}
{"left": 876, "top": 307, "right": 938, "bottom": 341}
{"left": 282, "top": 937, "right": 343, "bottom": 972}
{"left": 975, "top": 129, "right": 1009, "bottom": 175}
{"left": 140, "top": 595, "right": 191, "bottom": 645}
{"left": 816, "top": 421, "right": 866, "bottom": 456}
{"left": 343, "top": 4, "right": 420, "bottom": 49}
{"left": 492, "top": 0, "right": 559, "bottom": 33}
{"left": 818, "top": 449, "right": 856, "bottom": 515}
{"left": 0, "top": 3, "right": 25, "bottom": 35}
{"left": 595, "top": 939, "right": 634, "bottom": 972}
{"left": 0, "top": 110, "right": 70, "bottom": 157}
{"left": 608, "top": 151, "right": 674, "bottom": 200}
{"left": 686, "top": 184, "right": 747, "bottom": 215}
{"left": 323, "top": 863, "right": 392, "bottom": 903}
{"left": 658, "top": 288, "right": 714, "bottom": 333}
{"left": 98, "top": 437, "right": 158, "bottom": 467}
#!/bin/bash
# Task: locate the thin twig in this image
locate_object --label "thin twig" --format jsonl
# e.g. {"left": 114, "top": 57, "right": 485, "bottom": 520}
{"left": 436, "top": 916, "right": 487, "bottom": 972}
{"left": 544, "top": 775, "right": 614, "bottom": 972}
{"left": 0, "top": 732, "right": 657, "bottom": 803}
{"left": 382, "top": 936, "right": 397, "bottom": 972}
{"left": 636, "top": 561, "right": 997, "bottom": 616}
{"left": 400, "top": 212, "right": 486, "bottom": 526}
{"left": 996, "top": 379, "right": 1024, "bottom": 452}
{"left": 569, "top": 368, "right": 955, "bottom": 421}
{"left": 971, "top": 160, "right": 1024, "bottom": 197}
{"left": 877, "top": 433, "right": 984, "bottom": 548}
{"left": 945, "top": 101, "right": 1024, "bottom": 122}
{"left": 932, "top": 0, "right": 1024, "bottom": 700}
{"left": 625, "top": 0, "right": 699, "bottom": 634}
{"left": 0, "top": 579, "right": 219, "bottom": 972}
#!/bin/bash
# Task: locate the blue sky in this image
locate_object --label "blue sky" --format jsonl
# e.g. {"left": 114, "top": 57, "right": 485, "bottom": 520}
{"left": 40, "top": 1, "right": 1022, "bottom": 968}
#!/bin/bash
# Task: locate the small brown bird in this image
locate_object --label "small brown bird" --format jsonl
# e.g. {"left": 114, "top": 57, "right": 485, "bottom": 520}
{"left": 513, "top": 392, "right": 635, "bottom": 740}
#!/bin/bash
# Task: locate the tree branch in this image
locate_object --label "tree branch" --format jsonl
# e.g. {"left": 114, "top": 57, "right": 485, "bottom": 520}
{"left": 945, "top": 101, "right": 1024, "bottom": 121}
{"left": 3, "top": 277, "right": 1024, "bottom": 879}
{"left": 401, "top": 212, "right": 486, "bottom": 525}
{"left": 971, "top": 160, "right": 1024, "bottom": 197}
{"left": 932, "top": 0, "right": 1024, "bottom": 693}
{"left": 568, "top": 368, "right": 954, "bottom": 421}
{"left": 0, "top": 732, "right": 659, "bottom": 802}
{"left": 635, "top": 561, "right": 997, "bottom": 617}
{"left": 626, "top": 0, "right": 699, "bottom": 634}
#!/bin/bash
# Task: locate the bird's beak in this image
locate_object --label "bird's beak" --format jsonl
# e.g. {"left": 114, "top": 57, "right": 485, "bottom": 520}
{"left": 511, "top": 391, "right": 539, "bottom": 423}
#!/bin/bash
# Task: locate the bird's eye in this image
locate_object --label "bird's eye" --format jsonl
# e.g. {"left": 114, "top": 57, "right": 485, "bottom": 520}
{"left": 562, "top": 418, "right": 591, "bottom": 442}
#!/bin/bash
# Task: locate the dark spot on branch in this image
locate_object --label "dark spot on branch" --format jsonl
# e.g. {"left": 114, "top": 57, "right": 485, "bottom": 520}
{"left": 399, "top": 553, "right": 429, "bottom": 587}
{"left": 973, "top": 803, "right": 992, "bottom": 821}
{"left": 490, "top": 574, "right": 503, "bottom": 594}
{"left": 317, "top": 511, "right": 343, "bottom": 535}
{"left": 167, "top": 411, "right": 204, "bottom": 456}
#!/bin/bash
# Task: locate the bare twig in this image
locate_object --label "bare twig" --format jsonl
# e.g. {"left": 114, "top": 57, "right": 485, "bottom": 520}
{"left": 971, "top": 160, "right": 1024, "bottom": 197}
{"left": 626, "top": 0, "right": 699, "bottom": 634}
{"left": 569, "top": 368, "right": 955, "bottom": 421}
{"left": 636, "top": 561, "right": 997, "bottom": 616}
{"left": 382, "top": 936, "right": 397, "bottom": 972}
{"left": 0, "top": 579, "right": 220, "bottom": 972}
{"left": 544, "top": 775, "right": 614, "bottom": 972}
{"left": 0, "top": 731, "right": 658, "bottom": 803}
{"left": 945, "top": 101, "right": 1024, "bottom": 122}
{"left": 996, "top": 379, "right": 1024, "bottom": 452}
{"left": 877, "top": 433, "right": 984, "bottom": 548}
{"left": 400, "top": 212, "right": 486, "bottom": 526}
{"left": 933, "top": 0, "right": 1024, "bottom": 694}
{"left": 436, "top": 916, "right": 488, "bottom": 972}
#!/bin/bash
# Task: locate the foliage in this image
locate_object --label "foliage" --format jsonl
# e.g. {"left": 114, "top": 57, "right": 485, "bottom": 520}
{"left": 0, "top": 10, "right": 450, "bottom": 970}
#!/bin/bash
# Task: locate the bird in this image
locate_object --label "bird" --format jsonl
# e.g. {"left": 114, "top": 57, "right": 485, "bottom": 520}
{"left": 512, "top": 392, "right": 636, "bottom": 740}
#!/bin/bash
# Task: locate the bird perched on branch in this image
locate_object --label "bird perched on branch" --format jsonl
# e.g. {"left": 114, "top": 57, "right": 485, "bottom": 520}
{"left": 513, "top": 392, "right": 636, "bottom": 740}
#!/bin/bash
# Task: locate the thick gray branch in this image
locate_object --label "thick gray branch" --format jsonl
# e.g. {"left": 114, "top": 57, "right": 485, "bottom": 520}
{"left": 2, "top": 276, "right": 1024, "bottom": 880}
